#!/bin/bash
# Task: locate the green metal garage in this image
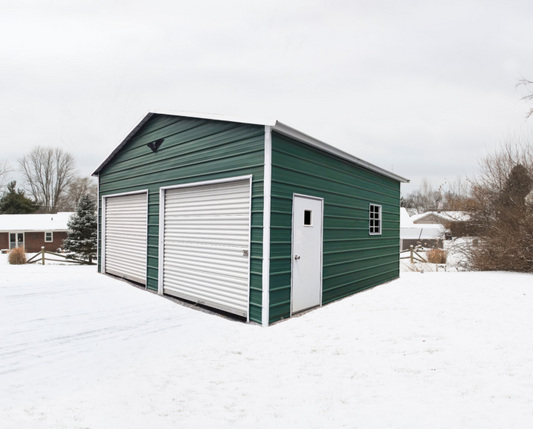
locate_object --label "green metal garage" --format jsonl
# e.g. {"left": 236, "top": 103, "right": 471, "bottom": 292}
{"left": 92, "top": 110, "right": 408, "bottom": 326}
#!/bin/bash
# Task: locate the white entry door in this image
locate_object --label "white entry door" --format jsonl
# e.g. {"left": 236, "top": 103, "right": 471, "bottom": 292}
{"left": 291, "top": 194, "right": 323, "bottom": 314}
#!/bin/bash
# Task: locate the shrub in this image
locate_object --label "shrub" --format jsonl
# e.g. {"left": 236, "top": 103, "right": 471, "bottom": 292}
{"left": 427, "top": 248, "right": 447, "bottom": 264}
{"left": 8, "top": 246, "right": 26, "bottom": 265}
{"left": 449, "top": 137, "right": 533, "bottom": 272}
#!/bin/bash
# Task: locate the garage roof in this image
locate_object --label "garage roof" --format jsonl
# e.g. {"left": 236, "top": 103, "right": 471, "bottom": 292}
{"left": 92, "top": 109, "right": 409, "bottom": 183}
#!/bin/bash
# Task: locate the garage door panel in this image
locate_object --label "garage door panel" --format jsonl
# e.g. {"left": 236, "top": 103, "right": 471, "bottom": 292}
{"left": 164, "top": 217, "right": 249, "bottom": 227}
{"left": 162, "top": 179, "right": 250, "bottom": 318}
{"left": 164, "top": 234, "right": 249, "bottom": 247}
{"left": 164, "top": 276, "right": 248, "bottom": 308}
{"left": 105, "top": 248, "right": 146, "bottom": 262}
{"left": 165, "top": 247, "right": 248, "bottom": 268}
{"left": 164, "top": 268, "right": 248, "bottom": 292}
{"left": 167, "top": 182, "right": 248, "bottom": 198}
{"left": 164, "top": 271, "right": 248, "bottom": 298}
{"left": 105, "top": 232, "right": 147, "bottom": 242}
{"left": 105, "top": 192, "right": 147, "bottom": 285}
{"left": 164, "top": 205, "right": 250, "bottom": 215}
{"left": 164, "top": 259, "right": 248, "bottom": 279}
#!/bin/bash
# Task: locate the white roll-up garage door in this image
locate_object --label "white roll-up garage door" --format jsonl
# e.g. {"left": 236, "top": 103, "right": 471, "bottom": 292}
{"left": 162, "top": 178, "right": 251, "bottom": 318}
{"left": 104, "top": 192, "right": 148, "bottom": 285}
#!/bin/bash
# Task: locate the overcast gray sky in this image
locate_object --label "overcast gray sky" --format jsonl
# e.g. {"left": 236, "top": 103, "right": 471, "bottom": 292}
{"left": 2, "top": 0, "right": 533, "bottom": 194}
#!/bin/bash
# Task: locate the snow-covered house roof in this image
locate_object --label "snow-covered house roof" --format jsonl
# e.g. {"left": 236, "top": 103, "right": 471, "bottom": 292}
{"left": 411, "top": 211, "right": 469, "bottom": 224}
{"left": 400, "top": 224, "right": 446, "bottom": 240}
{"left": 400, "top": 208, "right": 445, "bottom": 240}
{"left": 0, "top": 212, "right": 74, "bottom": 232}
{"left": 400, "top": 208, "right": 414, "bottom": 227}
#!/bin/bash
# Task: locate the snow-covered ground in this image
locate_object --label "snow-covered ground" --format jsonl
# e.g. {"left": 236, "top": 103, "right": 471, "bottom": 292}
{"left": 1, "top": 255, "right": 532, "bottom": 428}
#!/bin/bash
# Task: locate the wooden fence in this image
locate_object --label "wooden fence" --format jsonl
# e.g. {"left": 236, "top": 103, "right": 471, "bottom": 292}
{"left": 399, "top": 245, "right": 428, "bottom": 263}
{"left": 26, "top": 247, "right": 95, "bottom": 265}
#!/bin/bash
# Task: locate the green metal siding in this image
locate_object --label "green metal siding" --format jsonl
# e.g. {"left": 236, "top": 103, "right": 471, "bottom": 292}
{"left": 97, "top": 115, "right": 265, "bottom": 323}
{"left": 269, "top": 132, "right": 400, "bottom": 323}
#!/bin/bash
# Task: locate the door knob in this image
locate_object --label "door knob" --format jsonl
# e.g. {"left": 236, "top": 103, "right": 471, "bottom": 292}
{"left": 294, "top": 255, "right": 300, "bottom": 260}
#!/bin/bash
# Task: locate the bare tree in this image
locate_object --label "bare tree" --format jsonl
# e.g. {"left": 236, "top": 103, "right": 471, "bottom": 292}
{"left": 18, "top": 147, "right": 77, "bottom": 213}
{"left": 0, "top": 160, "right": 13, "bottom": 191}
{"left": 401, "top": 178, "right": 442, "bottom": 214}
{"left": 57, "top": 176, "right": 97, "bottom": 211}
{"left": 441, "top": 176, "right": 472, "bottom": 212}
{"left": 517, "top": 77, "right": 533, "bottom": 119}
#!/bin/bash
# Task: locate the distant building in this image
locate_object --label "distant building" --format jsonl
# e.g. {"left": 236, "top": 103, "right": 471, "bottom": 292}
{"left": 400, "top": 208, "right": 445, "bottom": 250}
{"left": 0, "top": 212, "right": 73, "bottom": 252}
{"left": 410, "top": 211, "right": 468, "bottom": 225}
{"left": 411, "top": 211, "right": 474, "bottom": 238}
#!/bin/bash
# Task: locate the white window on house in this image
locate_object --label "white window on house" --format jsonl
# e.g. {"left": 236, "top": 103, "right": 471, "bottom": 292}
{"left": 369, "top": 204, "right": 382, "bottom": 235}
{"left": 45, "top": 232, "right": 53, "bottom": 242}
{"left": 9, "top": 232, "right": 24, "bottom": 249}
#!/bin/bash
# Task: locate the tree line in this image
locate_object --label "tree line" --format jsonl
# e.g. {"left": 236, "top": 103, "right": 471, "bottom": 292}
{"left": 0, "top": 146, "right": 96, "bottom": 214}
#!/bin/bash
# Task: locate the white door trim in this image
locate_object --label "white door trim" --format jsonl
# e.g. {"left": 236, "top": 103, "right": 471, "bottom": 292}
{"left": 101, "top": 189, "right": 148, "bottom": 284}
{"left": 290, "top": 193, "right": 324, "bottom": 316}
{"left": 158, "top": 175, "right": 253, "bottom": 321}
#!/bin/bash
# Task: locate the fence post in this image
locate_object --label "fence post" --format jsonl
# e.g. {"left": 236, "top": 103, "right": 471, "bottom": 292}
{"left": 41, "top": 246, "right": 45, "bottom": 265}
{"left": 410, "top": 245, "right": 414, "bottom": 264}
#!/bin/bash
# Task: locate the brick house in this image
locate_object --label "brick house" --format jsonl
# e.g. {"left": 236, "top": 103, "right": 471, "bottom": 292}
{"left": 0, "top": 212, "right": 73, "bottom": 253}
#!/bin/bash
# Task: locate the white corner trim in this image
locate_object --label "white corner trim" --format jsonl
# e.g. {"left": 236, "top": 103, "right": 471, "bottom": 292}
{"left": 262, "top": 126, "right": 272, "bottom": 327}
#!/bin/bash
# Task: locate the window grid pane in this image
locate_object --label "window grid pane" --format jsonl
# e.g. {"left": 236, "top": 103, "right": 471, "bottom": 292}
{"left": 369, "top": 204, "right": 381, "bottom": 235}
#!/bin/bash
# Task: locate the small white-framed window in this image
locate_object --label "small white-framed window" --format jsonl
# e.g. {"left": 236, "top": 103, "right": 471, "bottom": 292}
{"left": 369, "top": 204, "right": 382, "bottom": 235}
{"left": 45, "top": 232, "right": 53, "bottom": 242}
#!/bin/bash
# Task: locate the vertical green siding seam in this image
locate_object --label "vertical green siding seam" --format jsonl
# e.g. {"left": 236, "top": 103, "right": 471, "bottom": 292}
{"left": 157, "top": 187, "right": 164, "bottom": 295}
{"left": 262, "top": 126, "right": 272, "bottom": 327}
{"left": 97, "top": 173, "right": 101, "bottom": 272}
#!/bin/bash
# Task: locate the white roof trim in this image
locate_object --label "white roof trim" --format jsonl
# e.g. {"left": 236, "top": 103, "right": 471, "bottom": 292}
{"left": 92, "top": 110, "right": 409, "bottom": 183}
{"left": 149, "top": 108, "right": 277, "bottom": 127}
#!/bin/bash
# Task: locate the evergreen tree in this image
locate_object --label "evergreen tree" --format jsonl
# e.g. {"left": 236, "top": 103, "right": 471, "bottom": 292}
{"left": 499, "top": 164, "right": 532, "bottom": 209}
{"left": 63, "top": 194, "right": 97, "bottom": 263}
{"left": 0, "top": 181, "right": 39, "bottom": 214}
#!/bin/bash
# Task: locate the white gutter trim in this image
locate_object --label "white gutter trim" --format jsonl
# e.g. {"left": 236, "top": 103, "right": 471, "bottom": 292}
{"left": 272, "top": 122, "right": 409, "bottom": 183}
{"left": 261, "top": 126, "right": 272, "bottom": 327}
